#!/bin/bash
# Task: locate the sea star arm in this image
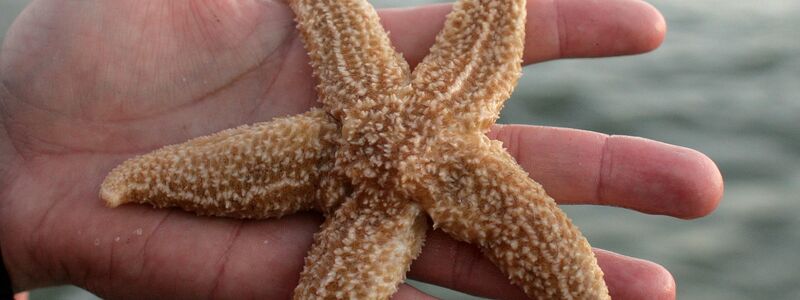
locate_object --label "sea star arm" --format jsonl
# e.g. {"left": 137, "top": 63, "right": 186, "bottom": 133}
{"left": 408, "top": 0, "right": 526, "bottom": 133}
{"left": 294, "top": 189, "right": 427, "bottom": 299}
{"left": 99, "top": 109, "right": 341, "bottom": 218}
{"left": 405, "top": 134, "right": 610, "bottom": 299}
{"left": 288, "top": 0, "right": 412, "bottom": 121}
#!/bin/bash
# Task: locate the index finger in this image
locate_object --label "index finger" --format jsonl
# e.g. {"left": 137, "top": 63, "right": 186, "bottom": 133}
{"left": 379, "top": 0, "right": 666, "bottom": 66}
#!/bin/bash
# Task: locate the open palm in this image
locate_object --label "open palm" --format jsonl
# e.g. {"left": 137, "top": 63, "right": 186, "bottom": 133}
{"left": 0, "top": 0, "right": 722, "bottom": 299}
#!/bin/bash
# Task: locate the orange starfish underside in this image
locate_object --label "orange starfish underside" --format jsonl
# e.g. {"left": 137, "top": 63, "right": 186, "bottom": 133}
{"left": 100, "top": 0, "right": 610, "bottom": 298}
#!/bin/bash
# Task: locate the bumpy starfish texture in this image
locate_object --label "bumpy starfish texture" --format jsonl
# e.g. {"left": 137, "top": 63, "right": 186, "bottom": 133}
{"left": 100, "top": 0, "right": 610, "bottom": 299}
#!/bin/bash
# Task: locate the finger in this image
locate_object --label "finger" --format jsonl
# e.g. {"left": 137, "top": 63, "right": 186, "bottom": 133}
{"left": 595, "top": 249, "right": 676, "bottom": 300}
{"left": 409, "top": 231, "right": 675, "bottom": 300}
{"left": 393, "top": 284, "right": 438, "bottom": 300}
{"left": 379, "top": 0, "right": 666, "bottom": 66}
{"left": 13, "top": 292, "right": 29, "bottom": 300}
{"left": 487, "top": 125, "right": 723, "bottom": 219}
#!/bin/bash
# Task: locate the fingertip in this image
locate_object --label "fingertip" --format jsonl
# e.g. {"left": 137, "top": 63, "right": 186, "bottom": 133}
{"left": 623, "top": 257, "right": 677, "bottom": 300}
{"left": 595, "top": 249, "right": 676, "bottom": 300}
{"left": 649, "top": 144, "right": 723, "bottom": 219}
{"left": 632, "top": 0, "right": 668, "bottom": 54}
{"left": 676, "top": 149, "right": 724, "bottom": 219}
{"left": 600, "top": 0, "right": 667, "bottom": 56}
{"left": 649, "top": 261, "right": 677, "bottom": 300}
{"left": 600, "top": 136, "right": 723, "bottom": 219}
{"left": 548, "top": 0, "right": 669, "bottom": 59}
{"left": 14, "top": 292, "right": 29, "bottom": 300}
{"left": 393, "top": 284, "right": 437, "bottom": 300}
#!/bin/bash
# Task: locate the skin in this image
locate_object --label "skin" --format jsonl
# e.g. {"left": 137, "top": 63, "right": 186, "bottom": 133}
{"left": 0, "top": 0, "right": 722, "bottom": 299}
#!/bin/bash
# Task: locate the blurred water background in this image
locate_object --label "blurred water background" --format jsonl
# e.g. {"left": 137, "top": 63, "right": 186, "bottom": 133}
{"left": 2, "top": 0, "right": 799, "bottom": 299}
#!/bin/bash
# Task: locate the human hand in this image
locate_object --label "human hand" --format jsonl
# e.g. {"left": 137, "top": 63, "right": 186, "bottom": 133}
{"left": 0, "top": 0, "right": 721, "bottom": 299}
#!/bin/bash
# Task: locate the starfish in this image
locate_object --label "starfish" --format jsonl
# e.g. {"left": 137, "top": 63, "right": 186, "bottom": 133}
{"left": 100, "top": 0, "right": 610, "bottom": 298}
